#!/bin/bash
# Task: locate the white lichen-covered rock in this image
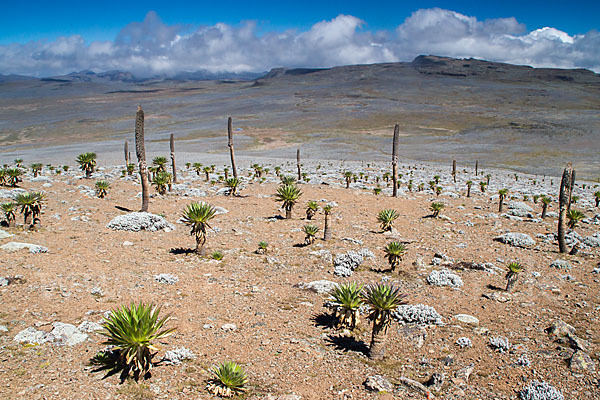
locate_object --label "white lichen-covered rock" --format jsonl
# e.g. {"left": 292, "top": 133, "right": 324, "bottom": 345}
{"left": 456, "top": 337, "right": 472, "bottom": 348}
{"left": 0, "top": 242, "right": 48, "bottom": 253}
{"left": 333, "top": 249, "right": 374, "bottom": 277}
{"left": 583, "top": 233, "right": 600, "bottom": 247}
{"left": 298, "top": 280, "right": 337, "bottom": 294}
{"left": 489, "top": 336, "right": 511, "bottom": 353}
{"left": 163, "top": 347, "right": 196, "bottom": 365}
{"left": 519, "top": 381, "right": 564, "bottom": 400}
{"left": 427, "top": 269, "right": 463, "bottom": 288}
{"left": 107, "top": 212, "right": 175, "bottom": 232}
{"left": 550, "top": 260, "right": 572, "bottom": 270}
{"left": 508, "top": 201, "right": 534, "bottom": 212}
{"left": 0, "top": 229, "right": 13, "bottom": 239}
{"left": 393, "top": 304, "right": 443, "bottom": 325}
{"left": 51, "top": 322, "right": 88, "bottom": 346}
{"left": 494, "top": 233, "right": 535, "bottom": 248}
{"left": 364, "top": 375, "right": 394, "bottom": 392}
{"left": 154, "top": 273, "right": 179, "bottom": 285}
{"left": 14, "top": 327, "right": 53, "bottom": 345}
{"left": 77, "top": 321, "right": 102, "bottom": 333}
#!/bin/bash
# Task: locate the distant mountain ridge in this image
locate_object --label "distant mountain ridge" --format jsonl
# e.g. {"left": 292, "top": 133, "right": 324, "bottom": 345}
{"left": 2, "top": 55, "right": 598, "bottom": 84}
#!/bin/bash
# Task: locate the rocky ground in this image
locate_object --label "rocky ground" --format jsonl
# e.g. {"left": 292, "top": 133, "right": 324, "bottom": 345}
{"left": 0, "top": 158, "right": 599, "bottom": 400}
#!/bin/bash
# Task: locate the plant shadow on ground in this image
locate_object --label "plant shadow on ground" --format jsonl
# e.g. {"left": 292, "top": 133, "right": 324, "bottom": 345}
{"left": 312, "top": 312, "right": 337, "bottom": 329}
{"left": 89, "top": 349, "right": 159, "bottom": 383}
{"left": 169, "top": 247, "right": 197, "bottom": 255}
{"left": 115, "top": 205, "right": 133, "bottom": 212}
{"left": 325, "top": 334, "right": 369, "bottom": 356}
{"left": 486, "top": 283, "right": 506, "bottom": 291}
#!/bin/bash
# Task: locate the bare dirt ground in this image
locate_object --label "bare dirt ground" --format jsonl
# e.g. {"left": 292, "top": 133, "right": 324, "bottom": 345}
{"left": 0, "top": 160, "right": 599, "bottom": 400}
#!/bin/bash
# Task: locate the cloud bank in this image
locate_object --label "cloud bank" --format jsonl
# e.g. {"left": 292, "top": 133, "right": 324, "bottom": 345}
{"left": 1, "top": 8, "right": 599, "bottom": 77}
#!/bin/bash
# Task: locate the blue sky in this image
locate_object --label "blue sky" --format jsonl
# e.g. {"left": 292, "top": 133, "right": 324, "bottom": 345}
{"left": 2, "top": 0, "right": 598, "bottom": 44}
{"left": 1, "top": 1, "right": 599, "bottom": 76}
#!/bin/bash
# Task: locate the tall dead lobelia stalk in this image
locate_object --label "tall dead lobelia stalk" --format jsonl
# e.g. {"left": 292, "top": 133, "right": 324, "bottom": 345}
{"left": 392, "top": 124, "right": 399, "bottom": 197}
{"left": 558, "top": 162, "right": 575, "bottom": 253}
{"left": 135, "top": 106, "right": 150, "bottom": 212}
{"left": 227, "top": 117, "right": 238, "bottom": 178}
{"left": 452, "top": 160, "right": 457, "bottom": 183}
{"left": 296, "top": 148, "right": 301, "bottom": 181}
{"left": 124, "top": 141, "right": 129, "bottom": 166}
{"left": 170, "top": 133, "right": 177, "bottom": 184}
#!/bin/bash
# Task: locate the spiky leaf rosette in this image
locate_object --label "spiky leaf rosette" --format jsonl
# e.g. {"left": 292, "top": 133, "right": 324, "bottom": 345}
{"left": 152, "top": 156, "right": 168, "bottom": 171}
{"left": 377, "top": 209, "right": 398, "bottom": 232}
{"left": 225, "top": 177, "right": 240, "bottom": 195}
{"left": 566, "top": 209, "right": 585, "bottom": 229}
{"left": 329, "top": 282, "right": 363, "bottom": 329}
{"left": 95, "top": 180, "right": 110, "bottom": 198}
{"left": 280, "top": 175, "right": 296, "bottom": 185}
{"left": 15, "top": 191, "right": 45, "bottom": 221}
{"left": 76, "top": 152, "right": 97, "bottom": 174}
{"left": 430, "top": 202, "right": 444, "bottom": 217}
{"left": 181, "top": 202, "right": 217, "bottom": 252}
{"left": 275, "top": 184, "right": 302, "bottom": 209}
{"left": 384, "top": 241, "right": 406, "bottom": 270}
{"left": 99, "top": 302, "right": 175, "bottom": 380}
{"left": 206, "top": 361, "right": 248, "bottom": 397}
{"left": 361, "top": 283, "right": 407, "bottom": 333}
{"left": 1, "top": 202, "right": 16, "bottom": 222}
{"left": 6, "top": 167, "right": 23, "bottom": 187}
{"left": 303, "top": 224, "right": 319, "bottom": 244}
{"left": 151, "top": 171, "right": 171, "bottom": 195}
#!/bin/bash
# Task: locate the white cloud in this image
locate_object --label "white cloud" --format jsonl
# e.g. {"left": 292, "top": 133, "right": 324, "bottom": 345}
{"left": 0, "top": 8, "right": 599, "bottom": 77}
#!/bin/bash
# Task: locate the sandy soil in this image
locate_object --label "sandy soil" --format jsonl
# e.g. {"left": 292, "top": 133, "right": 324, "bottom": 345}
{"left": 0, "top": 160, "right": 599, "bottom": 400}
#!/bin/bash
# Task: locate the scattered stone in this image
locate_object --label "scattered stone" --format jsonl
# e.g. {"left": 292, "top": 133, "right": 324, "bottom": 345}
{"left": 122, "top": 241, "right": 134, "bottom": 246}
{"left": 494, "top": 233, "right": 535, "bottom": 248}
{"left": 489, "top": 336, "right": 511, "bottom": 353}
{"left": 413, "top": 257, "right": 426, "bottom": 268}
{"left": 297, "top": 280, "right": 337, "bottom": 294}
{"left": 546, "top": 320, "right": 575, "bottom": 338}
{"left": 51, "top": 322, "right": 88, "bottom": 346}
{"left": 342, "top": 237, "right": 363, "bottom": 245}
{"left": 333, "top": 249, "right": 373, "bottom": 277}
{"left": 214, "top": 206, "right": 229, "bottom": 215}
{"left": 154, "top": 273, "right": 179, "bottom": 285}
{"left": 583, "top": 233, "right": 600, "bottom": 247}
{"left": 364, "top": 375, "right": 394, "bottom": 392}
{"left": 77, "top": 321, "right": 102, "bottom": 333}
{"left": 397, "top": 377, "right": 431, "bottom": 397}
{"left": 163, "top": 347, "right": 196, "bottom": 365}
{"left": 454, "top": 314, "right": 479, "bottom": 327}
{"left": 517, "top": 353, "right": 531, "bottom": 367}
{"left": 569, "top": 351, "right": 596, "bottom": 373}
{"left": 427, "top": 269, "right": 463, "bottom": 288}
{"left": 90, "top": 287, "right": 104, "bottom": 296}
{"left": 424, "top": 372, "right": 444, "bottom": 392}
{"left": 221, "top": 323, "right": 237, "bottom": 332}
{"left": 453, "top": 364, "right": 474, "bottom": 384}
{"left": 0, "top": 242, "right": 48, "bottom": 253}
{"left": 0, "top": 229, "right": 13, "bottom": 239}
{"left": 0, "top": 277, "right": 8, "bottom": 287}
{"left": 455, "top": 337, "right": 472, "bottom": 348}
{"left": 106, "top": 212, "right": 175, "bottom": 232}
{"left": 0, "top": 325, "right": 8, "bottom": 334}
{"left": 482, "top": 292, "right": 511, "bottom": 303}
{"left": 519, "top": 381, "right": 564, "bottom": 400}
{"left": 14, "top": 327, "right": 53, "bottom": 345}
{"left": 550, "top": 260, "right": 572, "bottom": 270}
{"left": 393, "top": 304, "right": 443, "bottom": 326}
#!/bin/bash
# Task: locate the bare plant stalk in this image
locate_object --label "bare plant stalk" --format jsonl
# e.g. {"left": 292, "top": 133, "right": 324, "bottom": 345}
{"left": 135, "top": 106, "right": 149, "bottom": 212}
{"left": 227, "top": 117, "right": 238, "bottom": 178}
{"left": 452, "top": 160, "right": 457, "bottom": 182}
{"left": 124, "top": 141, "right": 129, "bottom": 166}
{"left": 297, "top": 148, "right": 301, "bottom": 181}
{"left": 170, "top": 133, "right": 177, "bottom": 184}
{"left": 558, "top": 162, "right": 574, "bottom": 253}
{"left": 475, "top": 160, "right": 478, "bottom": 176}
{"left": 392, "top": 124, "right": 399, "bottom": 197}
